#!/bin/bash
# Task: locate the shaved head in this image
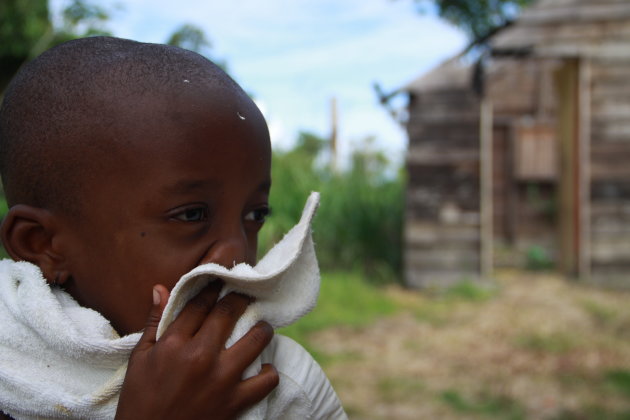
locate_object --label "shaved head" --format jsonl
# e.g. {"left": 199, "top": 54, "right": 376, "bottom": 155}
{"left": 0, "top": 36, "right": 247, "bottom": 215}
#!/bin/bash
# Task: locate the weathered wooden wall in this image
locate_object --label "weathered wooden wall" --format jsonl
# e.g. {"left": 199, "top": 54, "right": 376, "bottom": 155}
{"left": 589, "top": 58, "right": 630, "bottom": 286}
{"left": 489, "top": 0, "right": 630, "bottom": 286}
{"left": 404, "top": 0, "right": 630, "bottom": 288}
{"left": 487, "top": 58, "right": 560, "bottom": 259}
{"left": 404, "top": 88, "right": 481, "bottom": 288}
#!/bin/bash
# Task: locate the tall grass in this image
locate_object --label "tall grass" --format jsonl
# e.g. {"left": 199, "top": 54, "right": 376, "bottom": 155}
{"left": 258, "top": 132, "right": 404, "bottom": 283}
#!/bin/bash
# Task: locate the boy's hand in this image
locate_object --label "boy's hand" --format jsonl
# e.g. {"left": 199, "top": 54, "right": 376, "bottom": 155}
{"left": 115, "top": 281, "right": 279, "bottom": 420}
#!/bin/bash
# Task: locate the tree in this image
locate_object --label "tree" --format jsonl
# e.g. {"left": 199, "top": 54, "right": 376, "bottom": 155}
{"left": 167, "top": 23, "right": 227, "bottom": 71}
{"left": 0, "top": 0, "right": 51, "bottom": 93}
{"left": 0, "top": 0, "right": 111, "bottom": 94}
{"left": 418, "top": 0, "right": 534, "bottom": 41}
{"left": 0, "top": 1, "right": 225, "bottom": 95}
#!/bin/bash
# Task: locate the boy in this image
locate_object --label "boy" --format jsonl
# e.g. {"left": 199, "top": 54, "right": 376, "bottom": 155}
{"left": 0, "top": 37, "right": 345, "bottom": 419}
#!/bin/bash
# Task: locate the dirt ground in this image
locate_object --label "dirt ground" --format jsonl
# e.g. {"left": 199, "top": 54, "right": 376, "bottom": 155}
{"left": 310, "top": 271, "right": 630, "bottom": 420}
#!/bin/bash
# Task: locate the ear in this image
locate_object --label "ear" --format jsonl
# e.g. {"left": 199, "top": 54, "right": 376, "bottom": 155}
{"left": 0, "top": 205, "right": 70, "bottom": 285}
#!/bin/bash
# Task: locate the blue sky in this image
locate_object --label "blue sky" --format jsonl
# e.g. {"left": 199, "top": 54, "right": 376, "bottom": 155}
{"left": 52, "top": 0, "right": 467, "bottom": 165}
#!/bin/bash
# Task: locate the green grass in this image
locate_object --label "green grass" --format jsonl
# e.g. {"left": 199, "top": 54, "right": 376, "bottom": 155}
{"left": 442, "top": 280, "right": 497, "bottom": 302}
{"left": 552, "top": 407, "right": 630, "bottom": 420}
{"left": 440, "top": 389, "right": 525, "bottom": 419}
{"left": 412, "top": 280, "right": 497, "bottom": 326}
{"left": 378, "top": 376, "right": 426, "bottom": 403}
{"left": 279, "top": 270, "right": 397, "bottom": 353}
{"left": 581, "top": 299, "right": 619, "bottom": 327}
{"left": 514, "top": 331, "right": 578, "bottom": 354}
{"left": 606, "top": 369, "right": 630, "bottom": 397}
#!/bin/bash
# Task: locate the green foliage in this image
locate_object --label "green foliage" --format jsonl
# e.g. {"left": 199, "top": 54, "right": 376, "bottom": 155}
{"left": 0, "top": 0, "right": 51, "bottom": 91}
{"left": 259, "top": 131, "right": 404, "bottom": 283}
{"left": 0, "top": 0, "right": 50, "bottom": 57}
{"left": 606, "top": 369, "right": 630, "bottom": 397}
{"left": 0, "top": 1, "right": 219, "bottom": 94}
{"left": 440, "top": 389, "right": 525, "bottom": 419}
{"left": 416, "top": 0, "right": 534, "bottom": 41}
{"left": 552, "top": 407, "right": 630, "bottom": 420}
{"left": 279, "top": 270, "right": 397, "bottom": 357}
{"left": 48, "top": 0, "right": 113, "bottom": 48}
{"left": 166, "top": 23, "right": 228, "bottom": 71}
{"left": 442, "top": 279, "right": 495, "bottom": 301}
{"left": 0, "top": 0, "right": 114, "bottom": 93}
{"left": 525, "top": 245, "right": 554, "bottom": 271}
{"left": 167, "top": 24, "right": 211, "bottom": 54}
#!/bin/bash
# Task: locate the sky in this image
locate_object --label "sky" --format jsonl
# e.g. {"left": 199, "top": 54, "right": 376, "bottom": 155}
{"left": 51, "top": 0, "right": 468, "bottom": 166}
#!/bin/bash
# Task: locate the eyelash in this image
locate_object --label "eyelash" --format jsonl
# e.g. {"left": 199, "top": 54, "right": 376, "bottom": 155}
{"left": 244, "top": 206, "right": 271, "bottom": 224}
{"left": 171, "top": 206, "right": 209, "bottom": 222}
{"left": 170, "top": 205, "right": 271, "bottom": 224}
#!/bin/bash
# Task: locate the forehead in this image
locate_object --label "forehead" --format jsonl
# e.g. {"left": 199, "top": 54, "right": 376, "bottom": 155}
{"left": 73, "top": 81, "right": 271, "bottom": 206}
{"left": 108, "top": 82, "right": 268, "bottom": 163}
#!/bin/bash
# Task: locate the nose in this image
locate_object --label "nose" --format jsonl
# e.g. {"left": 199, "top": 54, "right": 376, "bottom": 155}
{"left": 200, "top": 229, "right": 250, "bottom": 268}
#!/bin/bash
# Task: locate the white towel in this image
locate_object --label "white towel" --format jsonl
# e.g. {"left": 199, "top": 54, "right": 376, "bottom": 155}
{"left": 0, "top": 192, "right": 321, "bottom": 420}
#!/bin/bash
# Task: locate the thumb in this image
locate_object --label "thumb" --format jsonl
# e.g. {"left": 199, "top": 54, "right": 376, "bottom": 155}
{"left": 137, "top": 285, "right": 169, "bottom": 349}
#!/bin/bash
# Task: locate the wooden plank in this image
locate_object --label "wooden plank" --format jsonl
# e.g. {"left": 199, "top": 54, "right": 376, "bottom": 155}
{"left": 591, "top": 121, "right": 630, "bottom": 142}
{"left": 405, "top": 248, "right": 479, "bottom": 271}
{"left": 590, "top": 102, "right": 630, "bottom": 120}
{"left": 405, "top": 222, "right": 480, "bottom": 245}
{"left": 590, "top": 60, "right": 630, "bottom": 81}
{"left": 407, "top": 148, "right": 479, "bottom": 165}
{"left": 407, "top": 124, "right": 480, "bottom": 146}
{"left": 518, "top": 4, "right": 630, "bottom": 25}
{"left": 591, "top": 84, "right": 630, "bottom": 100}
{"left": 480, "top": 99, "right": 493, "bottom": 281}
{"left": 591, "top": 236, "right": 630, "bottom": 263}
{"left": 493, "top": 21, "right": 630, "bottom": 50}
{"left": 404, "top": 269, "right": 479, "bottom": 289}
{"left": 578, "top": 58, "right": 592, "bottom": 280}
{"left": 534, "top": 42, "right": 630, "bottom": 59}
{"left": 513, "top": 123, "right": 558, "bottom": 180}
{"left": 555, "top": 59, "right": 579, "bottom": 277}
{"left": 591, "top": 201, "right": 630, "bottom": 218}
{"left": 590, "top": 142, "right": 630, "bottom": 179}
{"left": 409, "top": 111, "right": 480, "bottom": 124}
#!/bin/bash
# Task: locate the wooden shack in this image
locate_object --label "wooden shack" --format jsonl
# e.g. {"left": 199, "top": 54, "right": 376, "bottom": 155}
{"left": 401, "top": 0, "right": 630, "bottom": 288}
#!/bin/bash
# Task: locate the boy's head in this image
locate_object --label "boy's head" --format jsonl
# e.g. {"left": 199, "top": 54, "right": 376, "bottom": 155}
{"left": 0, "top": 37, "right": 271, "bottom": 335}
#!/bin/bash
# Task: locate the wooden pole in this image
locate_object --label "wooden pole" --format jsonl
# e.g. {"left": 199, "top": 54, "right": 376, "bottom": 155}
{"left": 578, "top": 58, "right": 591, "bottom": 280}
{"left": 480, "top": 99, "right": 494, "bottom": 281}
{"left": 556, "top": 59, "right": 579, "bottom": 276}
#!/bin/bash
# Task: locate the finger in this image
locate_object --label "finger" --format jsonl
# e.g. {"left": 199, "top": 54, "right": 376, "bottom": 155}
{"left": 223, "top": 321, "right": 274, "bottom": 376}
{"left": 194, "top": 292, "right": 251, "bottom": 350}
{"left": 136, "top": 285, "right": 169, "bottom": 350}
{"left": 235, "top": 364, "right": 280, "bottom": 409}
{"left": 166, "top": 279, "right": 223, "bottom": 337}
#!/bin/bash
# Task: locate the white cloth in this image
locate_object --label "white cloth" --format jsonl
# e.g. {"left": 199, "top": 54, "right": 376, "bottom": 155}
{"left": 0, "top": 192, "right": 347, "bottom": 420}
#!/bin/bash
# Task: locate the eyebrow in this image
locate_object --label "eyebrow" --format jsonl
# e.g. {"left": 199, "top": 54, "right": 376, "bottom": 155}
{"left": 160, "top": 179, "right": 219, "bottom": 195}
{"left": 161, "top": 178, "right": 272, "bottom": 195}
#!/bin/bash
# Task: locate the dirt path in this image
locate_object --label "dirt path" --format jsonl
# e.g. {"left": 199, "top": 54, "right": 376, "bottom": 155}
{"left": 310, "top": 271, "right": 630, "bottom": 419}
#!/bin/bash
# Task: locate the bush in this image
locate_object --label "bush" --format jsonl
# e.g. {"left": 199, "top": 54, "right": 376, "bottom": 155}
{"left": 258, "top": 132, "right": 404, "bottom": 283}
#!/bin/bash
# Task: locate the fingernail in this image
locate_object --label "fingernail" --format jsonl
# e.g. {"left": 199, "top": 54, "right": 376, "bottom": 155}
{"left": 153, "top": 287, "right": 160, "bottom": 305}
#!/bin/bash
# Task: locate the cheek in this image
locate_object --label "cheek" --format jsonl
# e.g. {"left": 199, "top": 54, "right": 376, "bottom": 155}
{"left": 246, "top": 232, "right": 259, "bottom": 265}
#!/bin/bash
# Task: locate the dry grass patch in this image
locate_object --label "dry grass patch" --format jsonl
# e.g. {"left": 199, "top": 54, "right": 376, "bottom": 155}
{"left": 305, "top": 271, "right": 630, "bottom": 419}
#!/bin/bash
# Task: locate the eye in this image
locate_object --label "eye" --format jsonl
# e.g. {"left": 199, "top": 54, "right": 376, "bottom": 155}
{"left": 244, "top": 206, "right": 271, "bottom": 224}
{"left": 171, "top": 206, "right": 208, "bottom": 222}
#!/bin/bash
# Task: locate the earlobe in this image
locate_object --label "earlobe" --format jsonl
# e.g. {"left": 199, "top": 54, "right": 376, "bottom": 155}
{"left": 0, "top": 205, "right": 68, "bottom": 284}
